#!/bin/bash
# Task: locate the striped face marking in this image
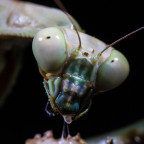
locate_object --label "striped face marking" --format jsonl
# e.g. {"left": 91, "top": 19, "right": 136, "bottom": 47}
{"left": 62, "top": 77, "right": 88, "bottom": 96}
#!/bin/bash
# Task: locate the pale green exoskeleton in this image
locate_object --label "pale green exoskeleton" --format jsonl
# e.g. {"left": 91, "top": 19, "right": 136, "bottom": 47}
{"left": 32, "top": 0, "right": 144, "bottom": 126}
{"left": 0, "top": 0, "right": 133, "bottom": 123}
{"left": 0, "top": 0, "right": 80, "bottom": 107}
{"left": 0, "top": 0, "right": 144, "bottom": 143}
{"left": 32, "top": 26, "right": 130, "bottom": 123}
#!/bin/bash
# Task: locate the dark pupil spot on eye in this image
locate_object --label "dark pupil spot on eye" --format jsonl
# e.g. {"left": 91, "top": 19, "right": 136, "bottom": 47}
{"left": 111, "top": 60, "right": 115, "bottom": 63}
{"left": 46, "top": 36, "right": 51, "bottom": 39}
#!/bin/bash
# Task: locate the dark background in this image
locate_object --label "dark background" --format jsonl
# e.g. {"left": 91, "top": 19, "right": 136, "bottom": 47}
{"left": 0, "top": 0, "right": 143, "bottom": 144}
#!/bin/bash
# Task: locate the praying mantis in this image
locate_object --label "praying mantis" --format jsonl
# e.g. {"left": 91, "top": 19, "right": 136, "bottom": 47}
{"left": 0, "top": 0, "right": 143, "bottom": 143}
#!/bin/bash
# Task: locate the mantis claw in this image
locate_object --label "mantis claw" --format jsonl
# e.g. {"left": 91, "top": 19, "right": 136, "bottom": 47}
{"left": 45, "top": 101, "right": 55, "bottom": 117}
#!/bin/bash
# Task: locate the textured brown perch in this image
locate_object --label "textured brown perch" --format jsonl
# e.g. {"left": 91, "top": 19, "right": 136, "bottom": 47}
{"left": 25, "top": 130, "right": 87, "bottom": 144}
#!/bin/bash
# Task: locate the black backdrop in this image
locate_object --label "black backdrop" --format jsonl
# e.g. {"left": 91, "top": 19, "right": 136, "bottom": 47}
{"left": 0, "top": 0, "right": 143, "bottom": 144}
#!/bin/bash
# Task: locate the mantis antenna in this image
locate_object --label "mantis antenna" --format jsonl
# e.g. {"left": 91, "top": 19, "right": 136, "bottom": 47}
{"left": 97, "top": 26, "right": 144, "bottom": 58}
{"left": 53, "top": 0, "right": 82, "bottom": 50}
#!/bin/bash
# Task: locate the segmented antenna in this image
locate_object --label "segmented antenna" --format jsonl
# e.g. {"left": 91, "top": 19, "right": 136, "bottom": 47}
{"left": 98, "top": 26, "right": 144, "bottom": 57}
{"left": 53, "top": 0, "right": 81, "bottom": 50}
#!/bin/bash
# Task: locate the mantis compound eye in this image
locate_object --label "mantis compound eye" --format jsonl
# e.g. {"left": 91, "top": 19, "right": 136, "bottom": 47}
{"left": 96, "top": 50, "right": 130, "bottom": 92}
{"left": 32, "top": 27, "right": 67, "bottom": 72}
